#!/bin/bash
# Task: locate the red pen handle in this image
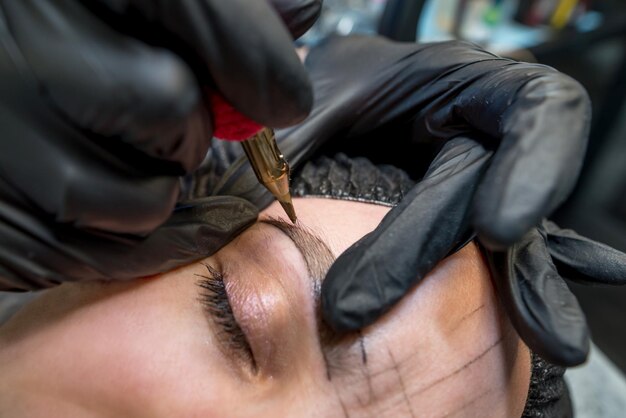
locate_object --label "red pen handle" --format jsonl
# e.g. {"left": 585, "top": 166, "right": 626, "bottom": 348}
{"left": 210, "top": 93, "right": 264, "bottom": 141}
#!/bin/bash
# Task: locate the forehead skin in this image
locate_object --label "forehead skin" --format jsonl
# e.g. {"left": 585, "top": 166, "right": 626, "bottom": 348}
{"left": 0, "top": 198, "right": 530, "bottom": 417}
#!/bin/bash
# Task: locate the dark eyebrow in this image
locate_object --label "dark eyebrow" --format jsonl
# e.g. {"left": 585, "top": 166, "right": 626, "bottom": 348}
{"left": 260, "top": 218, "right": 335, "bottom": 285}
{"left": 259, "top": 218, "right": 341, "bottom": 351}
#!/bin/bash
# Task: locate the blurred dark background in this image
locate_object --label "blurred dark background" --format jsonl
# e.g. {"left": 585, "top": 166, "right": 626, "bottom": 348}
{"left": 301, "top": 0, "right": 626, "bottom": 372}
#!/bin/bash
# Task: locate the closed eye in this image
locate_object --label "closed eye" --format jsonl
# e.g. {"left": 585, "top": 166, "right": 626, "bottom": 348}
{"left": 196, "top": 263, "right": 257, "bottom": 373}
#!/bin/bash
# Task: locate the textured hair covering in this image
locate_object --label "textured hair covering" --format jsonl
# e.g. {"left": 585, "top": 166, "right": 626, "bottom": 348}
{"left": 291, "top": 153, "right": 414, "bottom": 207}
{"left": 523, "top": 354, "right": 571, "bottom": 417}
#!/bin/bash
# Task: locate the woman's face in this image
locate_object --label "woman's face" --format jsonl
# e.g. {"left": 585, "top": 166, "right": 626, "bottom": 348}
{"left": 0, "top": 198, "right": 530, "bottom": 417}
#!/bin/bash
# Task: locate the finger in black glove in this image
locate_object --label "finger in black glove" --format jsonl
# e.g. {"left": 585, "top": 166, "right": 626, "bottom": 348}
{"left": 322, "top": 136, "right": 492, "bottom": 331}
{"left": 483, "top": 220, "right": 626, "bottom": 367}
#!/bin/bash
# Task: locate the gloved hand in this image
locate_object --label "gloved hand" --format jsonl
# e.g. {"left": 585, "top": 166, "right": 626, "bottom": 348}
{"left": 483, "top": 220, "right": 626, "bottom": 366}
{"left": 316, "top": 134, "right": 626, "bottom": 367}
{"left": 0, "top": 0, "right": 321, "bottom": 290}
{"left": 274, "top": 36, "right": 591, "bottom": 334}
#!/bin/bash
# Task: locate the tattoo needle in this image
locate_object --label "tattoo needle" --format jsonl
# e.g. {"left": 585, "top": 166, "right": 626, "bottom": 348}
{"left": 210, "top": 94, "right": 297, "bottom": 223}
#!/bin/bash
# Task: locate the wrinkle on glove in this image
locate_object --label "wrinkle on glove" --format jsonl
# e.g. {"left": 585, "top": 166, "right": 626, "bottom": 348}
{"left": 483, "top": 221, "right": 626, "bottom": 366}
{"left": 0, "top": 194, "right": 257, "bottom": 290}
{"left": 543, "top": 220, "right": 626, "bottom": 285}
{"left": 322, "top": 137, "right": 492, "bottom": 331}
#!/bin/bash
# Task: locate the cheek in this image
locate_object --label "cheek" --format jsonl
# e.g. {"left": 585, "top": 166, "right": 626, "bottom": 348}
{"left": 5, "top": 268, "right": 240, "bottom": 416}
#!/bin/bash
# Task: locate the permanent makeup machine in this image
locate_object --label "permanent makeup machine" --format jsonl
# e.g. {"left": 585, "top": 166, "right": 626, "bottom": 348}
{"left": 210, "top": 94, "right": 297, "bottom": 223}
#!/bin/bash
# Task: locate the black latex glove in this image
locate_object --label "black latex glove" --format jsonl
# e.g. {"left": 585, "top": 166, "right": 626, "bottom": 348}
{"left": 484, "top": 220, "right": 626, "bottom": 366}
{"left": 0, "top": 0, "right": 321, "bottom": 290}
{"left": 274, "top": 36, "right": 591, "bottom": 331}
{"left": 320, "top": 136, "right": 492, "bottom": 333}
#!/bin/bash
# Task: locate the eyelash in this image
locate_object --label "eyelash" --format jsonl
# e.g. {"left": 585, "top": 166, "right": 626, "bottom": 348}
{"left": 196, "top": 264, "right": 257, "bottom": 371}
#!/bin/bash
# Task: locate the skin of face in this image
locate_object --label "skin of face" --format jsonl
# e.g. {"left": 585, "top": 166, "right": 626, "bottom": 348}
{"left": 0, "top": 198, "right": 530, "bottom": 417}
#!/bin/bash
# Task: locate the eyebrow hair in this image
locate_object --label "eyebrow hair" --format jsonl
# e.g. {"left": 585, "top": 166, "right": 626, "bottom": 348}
{"left": 260, "top": 218, "right": 335, "bottom": 286}
{"left": 259, "top": 218, "right": 343, "bottom": 358}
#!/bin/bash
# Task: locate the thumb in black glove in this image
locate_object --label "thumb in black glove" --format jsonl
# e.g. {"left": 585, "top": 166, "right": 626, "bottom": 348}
{"left": 483, "top": 219, "right": 626, "bottom": 367}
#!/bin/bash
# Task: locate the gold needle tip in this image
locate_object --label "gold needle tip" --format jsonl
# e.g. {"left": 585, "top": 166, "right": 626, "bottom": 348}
{"left": 279, "top": 198, "right": 297, "bottom": 224}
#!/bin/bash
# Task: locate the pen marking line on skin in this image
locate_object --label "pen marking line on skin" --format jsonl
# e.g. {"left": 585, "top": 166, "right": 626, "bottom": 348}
{"left": 359, "top": 332, "right": 368, "bottom": 365}
{"left": 447, "top": 303, "right": 486, "bottom": 334}
{"left": 361, "top": 297, "right": 492, "bottom": 380}
{"left": 410, "top": 335, "right": 504, "bottom": 398}
{"left": 364, "top": 302, "right": 490, "bottom": 379}
{"left": 388, "top": 347, "right": 417, "bottom": 418}
{"left": 358, "top": 332, "right": 375, "bottom": 408}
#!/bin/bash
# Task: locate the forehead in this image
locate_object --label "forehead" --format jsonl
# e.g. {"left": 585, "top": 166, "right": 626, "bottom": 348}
{"left": 260, "top": 198, "right": 390, "bottom": 258}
